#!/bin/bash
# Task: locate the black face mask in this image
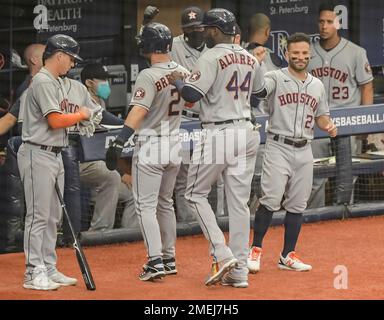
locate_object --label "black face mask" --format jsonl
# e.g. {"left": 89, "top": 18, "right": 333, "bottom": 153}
{"left": 204, "top": 34, "right": 216, "bottom": 49}
{"left": 184, "top": 31, "right": 205, "bottom": 51}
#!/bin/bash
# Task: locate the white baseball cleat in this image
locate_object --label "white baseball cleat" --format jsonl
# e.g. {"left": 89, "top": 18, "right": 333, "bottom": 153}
{"left": 48, "top": 270, "right": 78, "bottom": 286}
{"left": 278, "top": 251, "right": 312, "bottom": 272}
{"left": 247, "top": 246, "right": 262, "bottom": 273}
{"left": 23, "top": 265, "right": 60, "bottom": 291}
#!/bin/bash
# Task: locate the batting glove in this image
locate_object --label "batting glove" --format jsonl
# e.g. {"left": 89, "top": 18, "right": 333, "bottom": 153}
{"left": 143, "top": 6, "right": 159, "bottom": 25}
{"left": 105, "top": 137, "right": 125, "bottom": 171}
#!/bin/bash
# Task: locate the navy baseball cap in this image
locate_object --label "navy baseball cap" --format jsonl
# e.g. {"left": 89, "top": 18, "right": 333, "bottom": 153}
{"left": 80, "top": 63, "right": 115, "bottom": 83}
{"left": 181, "top": 6, "right": 204, "bottom": 28}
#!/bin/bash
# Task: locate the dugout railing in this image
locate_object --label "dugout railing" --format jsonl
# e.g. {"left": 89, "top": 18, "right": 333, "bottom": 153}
{"left": 1, "top": 104, "right": 384, "bottom": 250}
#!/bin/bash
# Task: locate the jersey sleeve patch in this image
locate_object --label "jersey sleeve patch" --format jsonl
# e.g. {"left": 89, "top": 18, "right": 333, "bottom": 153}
{"left": 188, "top": 71, "right": 201, "bottom": 83}
{"left": 134, "top": 88, "right": 146, "bottom": 100}
{"left": 365, "top": 63, "right": 372, "bottom": 75}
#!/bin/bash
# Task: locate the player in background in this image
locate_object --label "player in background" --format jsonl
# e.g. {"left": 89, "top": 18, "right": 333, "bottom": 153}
{"left": 80, "top": 63, "right": 136, "bottom": 230}
{"left": 18, "top": 34, "right": 92, "bottom": 290}
{"left": 0, "top": 44, "right": 46, "bottom": 136}
{"left": 170, "top": 6, "right": 207, "bottom": 222}
{"left": 78, "top": 63, "right": 133, "bottom": 232}
{"left": 246, "top": 13, "right": 282, "bottom": 77}
{"left": 170, "top": 8, "right": 264, "bottom": 288}
{"left": 245, "top": 14, "right": 280, "bottom": 209}
{"left": 136, "top": 6, "right": 208, "bottom": 222}
{"left": 308, "top": 1, "right": 373, "bottom": 206}
{"left": 247, "top": 33, "right": 337, "bottom": 274}
{"left": 105, "top": 22, "right": 189, "bottom": 281}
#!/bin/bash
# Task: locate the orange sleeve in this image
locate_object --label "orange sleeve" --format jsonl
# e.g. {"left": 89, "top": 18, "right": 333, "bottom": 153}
{"left": 47, "top": 112, "right": 88, "bottom": 129}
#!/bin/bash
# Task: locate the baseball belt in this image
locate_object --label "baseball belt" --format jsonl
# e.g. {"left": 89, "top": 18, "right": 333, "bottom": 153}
{"left": 182, "top": 109, "right": 199, "bottom": 119}
{"left": 273, "top": 134, "right": 308, "bottom": 148}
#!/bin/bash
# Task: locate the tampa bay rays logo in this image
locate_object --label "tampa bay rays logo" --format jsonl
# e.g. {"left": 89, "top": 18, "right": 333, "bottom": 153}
{"left": 270, "top": 30, "right": 289, "bottom": 62}
{"left": 270, "top": 31, "right": 321, "bottom": 62}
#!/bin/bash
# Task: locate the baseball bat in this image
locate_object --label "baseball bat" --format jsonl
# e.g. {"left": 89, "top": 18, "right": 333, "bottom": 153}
{"left": 55, "top": 181, "right": 96, "bottom": 291}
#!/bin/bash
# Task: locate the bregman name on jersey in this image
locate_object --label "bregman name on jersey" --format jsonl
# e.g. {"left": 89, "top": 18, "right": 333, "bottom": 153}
{"left": 155, "top": 73, "right": 188, "bottom": 92}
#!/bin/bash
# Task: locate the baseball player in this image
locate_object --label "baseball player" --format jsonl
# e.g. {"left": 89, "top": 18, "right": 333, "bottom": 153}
{"left": 171, "top": 6, "right": 206, "bottom": 72}
{"left": 247, "top": 33, "right": 337, "bottom": 274}
{"left": 106, "top": 22, "right": 189, "bottom": 281}
{"left": 247, "top": 13, "right": 282, "bottom": 74}
{"left": 17, "top": 34, "right": 91, "bottom": 290}
{"left": 0, "top": 96, "right": 21, "bottom": 136}
{"left": 169, "top": 8, "right": 264, "bottom": 288}
{"left": 78, "top": 63, "right": 127, "bottom": 232}
{"left": 169, "top": 6, "right": 207, "bottom": 222}
{"left": 307, "top": 2, "right": 374, "bottom": 205}
{"left": 0, "top": 44, "right": 46, "bottom": 136}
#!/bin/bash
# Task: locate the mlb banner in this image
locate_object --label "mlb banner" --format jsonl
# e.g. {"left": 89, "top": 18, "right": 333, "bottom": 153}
{"left": 78, "top": 105, "right": 384, "bottom": 162}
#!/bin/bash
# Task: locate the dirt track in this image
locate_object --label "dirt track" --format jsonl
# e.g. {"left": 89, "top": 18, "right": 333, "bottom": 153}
{"left": 1, "top": 215, "right": 384, "bottom": 300}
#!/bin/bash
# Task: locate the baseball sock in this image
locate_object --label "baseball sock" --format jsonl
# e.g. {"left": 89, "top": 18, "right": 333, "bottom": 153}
{"left": 252, "top": 204, "right": 274, "bottom": 248}
{"left": 282, "top": 212, "right": 303, "bottom": 258}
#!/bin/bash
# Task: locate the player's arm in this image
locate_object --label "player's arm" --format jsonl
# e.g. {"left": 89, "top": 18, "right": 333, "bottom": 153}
{"left": 360, "top": 81, "right": 374, "bottom": 105}
{"left": 171, "top": 56, "right": 217, "bottom": 103}
{"left": 47, "top": 107, "right": 91, "bottom": 129}
{"left": 252, "top": 71, "right": 275, "bottom": 100}
{"left": 169, "top": 72, "right": 203, "bottom": 103}
{"left": 105, "top": 106, "right": 148, "bottom": 171}
{"left": 355, "top": 49, "right": 374, "bottom": 106}
{"left": 315, "top": 86, "right": 337, "bottom": 137}
{"left": 105, "top": 71, "right": 154, "bottom": 170}
{"left": 139, "top": 5, "right": 159, "bottom": 34}
{"left": 315, "top": 115, "right": 337, "bottom": 138}
{"left": 0, "top": 113, "right": 17, "bottom": 136}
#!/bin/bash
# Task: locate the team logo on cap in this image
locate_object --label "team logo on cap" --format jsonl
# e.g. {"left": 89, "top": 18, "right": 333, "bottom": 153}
{"left": 189, "top": 71, "right": 201, "bottom": 82}
{"left": 188, "top": 11, "right": 197, "bottom": 20}
{"left": 134, "top": 88, "right": 146, "bottom": 100}
{"left": 365, "top": 63, "right": 372, "bottom": 74}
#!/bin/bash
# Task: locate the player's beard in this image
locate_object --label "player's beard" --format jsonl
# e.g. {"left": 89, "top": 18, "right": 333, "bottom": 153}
{"left": 289, "top": 58, "right": 309, "bottom": 72}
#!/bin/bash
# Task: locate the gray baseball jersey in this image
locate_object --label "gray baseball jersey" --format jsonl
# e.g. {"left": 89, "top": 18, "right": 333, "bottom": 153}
{"left": 170, "top": 35, "right": 207, "bottom": 72}
{"left": 263, "top": 68, "right": 330, "bottom": 140}
{"left": 170, "top": 35, "right": 206, "bottom": 115}
{"left": 130, "top": 60, "right": 188, "bottom": 264}
{"left": 21, "top": 67, "right": 68, "bottom": 147}
{"left": 61, "top": 77, "right": 102, "bottom": 132}
{"left": 308, "top": 38, "right": 373, "bottom": 107}
{"left": 19, "top": 77, "right": 100, "bottom": 131}
{"left": 62, "top": 77, "right": 101, "bottom": 113}
{"left": 130, "top": 61, "right": 189, "bottom": 136}
{"left": 247, "top": 47, "right": 280, "bottom": 115}
{"left": 17, "top": 67, "right": 67, "bottom": 274}
{"left": 259, "top": 68, "right": 330, "bottom": 214}
{"left": 170, "top": 35, "right": 205, "bottom": 222}
{"left": 185, "top": 43, "right": 265, "bottom": 123}
{"left": 184, "top": 42, "right": 263, "bottom": 280}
